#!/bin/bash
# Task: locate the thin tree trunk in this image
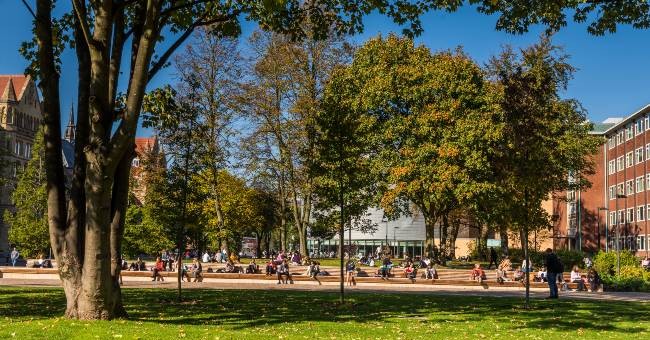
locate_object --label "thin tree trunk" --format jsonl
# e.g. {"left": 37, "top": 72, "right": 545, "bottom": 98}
{"left": 500, "top": 225, "right": 509, "bottom": 256}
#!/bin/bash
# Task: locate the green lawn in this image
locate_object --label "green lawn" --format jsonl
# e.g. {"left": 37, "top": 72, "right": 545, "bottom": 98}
{"left": 1, "top": 287, "right": 648, "bottom": 339}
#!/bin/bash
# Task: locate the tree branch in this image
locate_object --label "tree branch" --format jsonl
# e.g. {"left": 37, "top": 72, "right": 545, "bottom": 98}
{"left": 147, "top": 10, "right": 240, "bottom": 81}
{"left": 72, "top": 0, "right": 93, "bottom": 49}
{"left": 20, "top": 0, "right": 36, "bottom": 20}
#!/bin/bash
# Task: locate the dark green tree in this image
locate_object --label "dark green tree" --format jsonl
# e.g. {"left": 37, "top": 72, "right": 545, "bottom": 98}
{"left": 5, "top": 129, "right": 48, "bottom": 258}
{"left": 486, "top": 35, "right": 603, "bottom": 307}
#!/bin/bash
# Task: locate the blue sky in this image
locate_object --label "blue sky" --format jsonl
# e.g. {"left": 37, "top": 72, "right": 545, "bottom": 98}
{"left": 1, "top": 3, "right": 650, "bottom": 137}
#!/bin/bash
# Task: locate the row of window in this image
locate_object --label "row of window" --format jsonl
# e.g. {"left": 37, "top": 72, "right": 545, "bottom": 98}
{"left": 607, "top": 175, "right": 650, "bottom": 198}
{"left": 608, "top": 206, "right": 650, "bottom": 225}
{"left": 607, "top": 235, "right": 648, "bottom": 251}
{"left": 0, "top": 106, "right": 40, "bottom": 131}
{"left": 608, "top": 116, "right": 650, "bottom": 149}
{"left": 607, "top": 144, "right": 650, "bottom": 174}
{"left": 5, "top": 139, "right": 32, "bottom": 159}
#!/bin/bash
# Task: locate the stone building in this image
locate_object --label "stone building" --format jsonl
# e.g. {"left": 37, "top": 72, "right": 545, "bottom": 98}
{"left": 0, "top": 75, "right": 42, "bottom": 256}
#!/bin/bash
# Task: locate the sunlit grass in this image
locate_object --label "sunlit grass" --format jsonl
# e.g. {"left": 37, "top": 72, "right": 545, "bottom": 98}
{"left": 0, "top": 287, "right": 648, "bottom": 339}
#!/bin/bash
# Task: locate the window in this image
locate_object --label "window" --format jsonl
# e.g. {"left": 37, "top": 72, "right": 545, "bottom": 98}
{"left": 617, "top": 156, "right": 624, "bottom": 171}
{"left": 567, "top": 190, "right": 576, "bottom": 202}
{"left": 627, "top": 208, "right": 634, "bottom": 223}
{"left": 636, "top": 147, "right": 644, "bottom": 163}
{"left": 637, "top": 176, "right": 645, "bottom": 193}
{"left": 646, "top": 115, "right": 650, "bottom": 132}
{"left": 638, "top": 206, "right": 645, "bottom": 221}
{"left": 626, "top": 180, "right": 634, "bottom": 195}
{"left": 618, "top": 183, "right": 625, "bottom": 196}
{"left": 608, "top": 160, "right": 616, "bottom": 174}
{"left": 609, "top": 185, "right": 616, "bottom": 200}
{"left": 637, "top": 119, "right": 645, "bottom": 135}
{"left": 610, "top": 212, "right": 616, "bottom": 225}
{"left": 618, "top": 210, "right": 624, "bottom": 224}
{"left": 626, "top": 151, "right": 634, "bottom": 167}
{"left": 609, "top": 136, "right": 616, "bottom": 149}
{"left": 626, "top": 124, "right": 633, "bottom": 140}
{"left": 647, "top": 144, "right": 650, "bottom": 160}
{"left": 14, "top": 141, "right": 19, "bottom": 155}
{"left": 617, "top": 130, "right": 624, "bottom": 144}
{"left": 639, "top": 236, "right": 646, "bottom": 251}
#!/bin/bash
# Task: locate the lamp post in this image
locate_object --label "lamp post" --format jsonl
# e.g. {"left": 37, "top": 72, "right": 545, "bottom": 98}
{"left": 616, "top": 193, "right": 627, "bottom": 277}
{"left": 393, "top": 226, "right": 399, "bottom": 258}
{"left": 597, "top": 207, "right": 608, "bottom": 252}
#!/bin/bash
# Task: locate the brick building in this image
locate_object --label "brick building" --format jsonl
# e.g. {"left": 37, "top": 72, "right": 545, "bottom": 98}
{"left": 0, "top": 75, "right": 42, "bottom": 255}
{"left": 553, "top": 105, "right": 650, "bottom": 258}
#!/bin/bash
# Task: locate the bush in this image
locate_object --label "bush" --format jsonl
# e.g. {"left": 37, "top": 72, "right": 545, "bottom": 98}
{"left": 556, "top": 249, "right": 585, "bottom": 270}
{"left": 601, "top": 269, "right": 650, "bottom": 292}
{"left": 593, "top": 251, "right": 638, "bottom": 276}
{"left": 503, "top": 248, "right": 544, "bottom": 268}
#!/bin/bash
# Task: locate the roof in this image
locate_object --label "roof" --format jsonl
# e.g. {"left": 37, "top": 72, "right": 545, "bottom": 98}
{"left": 0, "top": 75, "right": 30, "bottom": 101}
{"left": 135, "top": 137, "right": 158, "bottom": 155}
{"left": 61, "top": 140, "right": 75, "bottom": 169}
{"left": 601, "top": 103, "right": 650, "bottom": 136}
{"left": 590, "top": 122, "right": 616, "bottom": 134}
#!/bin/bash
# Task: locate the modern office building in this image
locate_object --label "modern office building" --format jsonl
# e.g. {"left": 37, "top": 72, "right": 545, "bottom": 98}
{"left": 306, "top": 207, "right": 480, "bottom": 258}
{"left": 553, "top": 105, "right": 650, "bottom": 257}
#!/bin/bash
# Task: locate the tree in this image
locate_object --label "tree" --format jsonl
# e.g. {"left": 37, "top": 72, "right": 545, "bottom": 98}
{"left": 174, "top": 28, "right": 242, "bottom": 253}
{"left": 144, "top": 85, "right": 206, "bottom": 302}
{"left": 241, "top": 30, "right": 353, "bottom": 256}
{"left": 311, "top": 58, "right": 378, "bottom": 302}
{"left": 5, "top": 129, "right": 49, "bottom": 258}
{"left": 122, "top": 150, "right": 173, "bottom": 259}
{"left": 486, "top": 35, "right": 603, "bottom": 307}
{"left": 334, "top": 35, "right": 501, "bottom": 260}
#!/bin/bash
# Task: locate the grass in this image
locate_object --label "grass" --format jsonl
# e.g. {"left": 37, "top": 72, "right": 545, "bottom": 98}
{"left": 0, "top": 287, "right": 648, "bottom": 339}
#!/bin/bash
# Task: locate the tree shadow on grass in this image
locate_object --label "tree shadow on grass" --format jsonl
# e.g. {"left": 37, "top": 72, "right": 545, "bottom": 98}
{"left": 1, "top": 287, "right": 648, "bottom": 335}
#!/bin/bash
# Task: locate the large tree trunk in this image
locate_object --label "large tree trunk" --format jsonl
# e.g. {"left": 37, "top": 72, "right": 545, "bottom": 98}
{"left": 424, "top": 215, "right": 437, "bottom": 259}
{"left": 448, "top": 218, "right": 460, "bottom": 259}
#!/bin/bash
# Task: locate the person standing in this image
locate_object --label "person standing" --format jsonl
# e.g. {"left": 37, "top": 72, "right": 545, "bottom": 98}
{"left": 544, "top": 248, "right": 562, "bottom": 299}
{"left": 10, "top": 247, "right": 19, "bottom": 266}
{"left": 488, "top": 247, "right": 498, "bottom": 269}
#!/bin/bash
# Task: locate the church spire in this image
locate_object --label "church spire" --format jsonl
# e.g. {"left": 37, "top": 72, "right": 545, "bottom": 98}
{"left": 64, "top": 102, "right": 75, "bottom": 143}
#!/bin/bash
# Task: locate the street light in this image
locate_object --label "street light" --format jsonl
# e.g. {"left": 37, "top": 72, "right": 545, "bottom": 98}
{"left": 597, "top": 207, "right": 608, "bottom": 252}
{"left": 616, "top": 193, "right": 627, "bottom": 277}
{"left": 393, "top": 226, "right": 399, "bottom": 258}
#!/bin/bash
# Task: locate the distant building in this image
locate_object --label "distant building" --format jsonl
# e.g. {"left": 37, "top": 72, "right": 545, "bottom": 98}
{"left": 307, "top": 207, "right": 480, "bottom": 258}
{"left": 0, "top": 75, "right": 42, "bottom": 255}
{"left": 552, "top": 104, "right": 650, "bottom": 258}
{"left": 131, "top": 137, "right": 163, "bottom": 205}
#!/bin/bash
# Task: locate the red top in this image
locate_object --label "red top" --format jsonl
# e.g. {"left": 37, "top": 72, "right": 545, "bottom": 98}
{"left": 155, "top": 260, "right": 164, "bottom": 271}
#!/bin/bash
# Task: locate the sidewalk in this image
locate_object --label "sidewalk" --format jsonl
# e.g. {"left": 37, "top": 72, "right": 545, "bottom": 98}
{"left": 1, "top": 277, "right": 648, "bottom": 302}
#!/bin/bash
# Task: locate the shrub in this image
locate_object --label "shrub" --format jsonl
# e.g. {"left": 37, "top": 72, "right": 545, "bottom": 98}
{"left": 556, "top": 249, "right": 585, "bottom": 270}
{"left": 601, "top": 269, "right": 650, "bottom": 292}
{"left": 593, "top": 250, "right": 638, "bottom": 276}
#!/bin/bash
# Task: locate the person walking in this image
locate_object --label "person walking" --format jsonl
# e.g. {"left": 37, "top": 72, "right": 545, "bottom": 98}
{"left": 488, "top": 247, "right": 498, "bottom": 269}
{"left": 10, "top": 247, "right": 19, "bottom": 266}
{"left": 544, "top": 248, "right": 562, "bottom": 299}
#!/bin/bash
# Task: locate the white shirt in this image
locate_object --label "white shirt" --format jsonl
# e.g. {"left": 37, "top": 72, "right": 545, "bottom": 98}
{"left": 570, "top": 270, "right": 581, "bottom": 281}
{"left": 202, "top": 252, "right": 210, "bottom": 263}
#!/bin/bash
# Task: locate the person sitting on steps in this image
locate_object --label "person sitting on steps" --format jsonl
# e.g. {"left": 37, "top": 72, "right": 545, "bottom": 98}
{"left": 152, "top": 257, "right": 165, "bottom": 282}
{"left": 424, "top": 264, "right": 437, "bottom": 279}
{"left": 471, "top": 263, "right": 487, "bottom": 283}
{"left": 190, "top": 258, "right": 203, "bottom": 282}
